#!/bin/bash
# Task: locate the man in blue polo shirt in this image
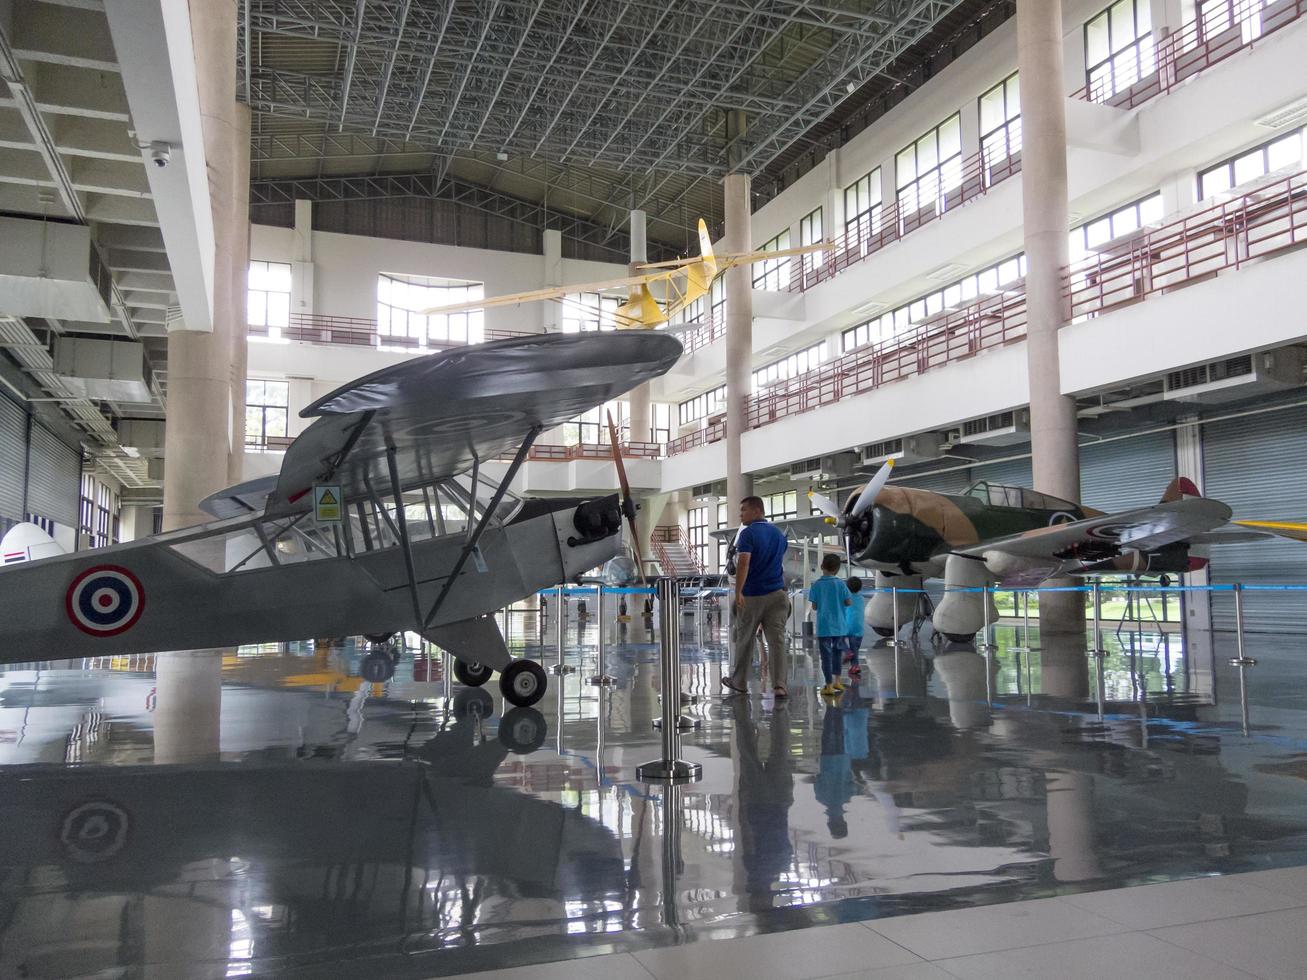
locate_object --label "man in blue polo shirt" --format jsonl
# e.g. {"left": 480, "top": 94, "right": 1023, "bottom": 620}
{"left": 722, "top": 496, "right": 791, "bottom": 698}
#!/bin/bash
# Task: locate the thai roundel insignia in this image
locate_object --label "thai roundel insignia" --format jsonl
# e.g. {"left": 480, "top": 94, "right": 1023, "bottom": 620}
{"left": 65, "top": 565, "right": 145, "bottom": 637}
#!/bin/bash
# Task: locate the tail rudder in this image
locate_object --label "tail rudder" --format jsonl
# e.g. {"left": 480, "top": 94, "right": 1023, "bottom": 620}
{"left": 1160, "top": 477, "right": 1201, "bottom": 503}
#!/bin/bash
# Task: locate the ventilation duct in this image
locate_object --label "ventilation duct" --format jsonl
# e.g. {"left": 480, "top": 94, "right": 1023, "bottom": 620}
{"left": 0, "top": 217, "right": 113, "bottom": 323}
{"left": 53, "top": 338, "right": 152, "bottom": 402}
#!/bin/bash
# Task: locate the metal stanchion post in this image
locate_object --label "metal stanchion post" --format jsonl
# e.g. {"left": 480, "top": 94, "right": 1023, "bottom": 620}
{"left": 549, "top": 585, "right": 575, "bottom": 676}
{"left": 890, "top": 586, "right": 900, "bottom": 647}
{"left": 1091, "top": 580, "right": 1107, "bottom": 718}
{"left": 1011, "top": 589, "right": 1030, "bottom": 654}
{"left": 638, "top": 579, "right": 703, "bottom": 783}
{"left": 1228, "top": 583, "right": 1256, "bottom": 735}
{"left": 979, "top": 584, "right": 995, "bottom": 652}
{"left": 442, "top": 648, "right": 452, "bottom": 701}
{"left": 589, "top": 587, "right": 615, "bottom": 686}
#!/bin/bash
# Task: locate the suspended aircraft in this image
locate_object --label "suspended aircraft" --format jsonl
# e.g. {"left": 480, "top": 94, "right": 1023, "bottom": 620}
{"left": 718, "top": 460, "right": 1307, "bottom": 641}
{"left": 418, "top": 219, "right": 829, "bottom": 330}
{"left": 0, "top": 332, "right": 683, "bottom": 705}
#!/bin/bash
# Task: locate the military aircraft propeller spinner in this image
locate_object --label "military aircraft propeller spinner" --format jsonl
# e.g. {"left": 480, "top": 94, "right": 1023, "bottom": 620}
{"left": 0, "top": 332, "right": 683, "bottom": 706}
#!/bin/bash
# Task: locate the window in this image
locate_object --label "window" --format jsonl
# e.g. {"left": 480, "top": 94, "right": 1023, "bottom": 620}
{"left": 843, "top": 168, "right": 883, "bottom": 246}
{"left": 245, "top": 379, "right": 289, "bottom": 447}
{"left": 752, "top": 231, "right": 791, "bottom": 291}
{"left": 679, "top": 384, "right": 726, "bottom": 427}
{"left": 1198, "top": 126, "right": 1305, "bottom": 200}
{"left": 248, "top": 261, "right": 291, "bottom": 333}
{"left": 688, "top": 506, "right": 710, "bottom": 570}
{"left": 895, "top": 113, "right": 963, "bottom": 218}
{"left": 717, "top": 501, "right": 730, "bottom": 571}
{"left": 377, "top": 274, "right": 484, "bottom": 347}
{"left": 671, "top": 275, "right": 726, "bottom": 327}
{"left": 1084, "top": 1, "right": 1155, "bottom": 101}
{"left": 842, "top": 252, "right": 1028, "bottom": 352}
{"left": 799, "top": 208, "right": 823, "bottom": 282}
{"left": 1068, "top": 192, "right": 1164, "bottom": 261}
{"left": 1193, "top": 0, "right": 1274, "bottom": 46}
{"left": 78, "top": 474, "right": 118, "bottom": 549}
{"left": 753, "top": 342, "right": 828, "bottom": 391}
{"left": 761, "top": 490, "right": 798, "bottom": 520}
{"left": 562, "top": 290, "right": 621, "bottom": 332}
{"left": 979, "top": 73, "right": 1022, "bottom": 173}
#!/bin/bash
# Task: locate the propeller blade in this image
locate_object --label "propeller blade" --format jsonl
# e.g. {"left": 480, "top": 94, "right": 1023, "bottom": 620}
{"left": 850, "top": 459, "right": 895, "bottom": 519}
{"left": 606, "top": 411, "right": 646, "bottom": 584}
{"left": 808, "top": 488, "right": 842, "bottom": 521}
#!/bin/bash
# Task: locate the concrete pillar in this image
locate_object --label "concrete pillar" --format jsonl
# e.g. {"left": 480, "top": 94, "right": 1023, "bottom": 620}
{"left": 1045, "top": 770, "right": 1101, "bottom": 882}
{"left": 153, "top": 650, "right": 222, "bottom": 764}
{"left": 228, "top": 102, "right": 251, "bottom": 485}
{"left": 626, "top": 209, "right": 653, "bottom": 442}
{"left": 724, "top": 173, "right": 753, "bottom": 508}
{"left": 292, "top": 198, "right": 315, "bottom": 317}
{"left": 542, "top": 229, "right": 562, "bottom": 333}
{"left": 163, "top": 0, "right": 241, "bottom": 530}
{"left": 1018, "top": 0, "right": 1083, "bottom": 633}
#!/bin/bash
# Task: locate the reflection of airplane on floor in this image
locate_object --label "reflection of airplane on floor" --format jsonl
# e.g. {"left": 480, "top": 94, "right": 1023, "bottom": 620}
{"left": 722, "top": 460, "right": 1307, "bottom": 641}
{"left": 0, "top": 333, "right": 681, "bottom": 706}
{"left": 0, "top": 708, "right": 627, "bottom": 976}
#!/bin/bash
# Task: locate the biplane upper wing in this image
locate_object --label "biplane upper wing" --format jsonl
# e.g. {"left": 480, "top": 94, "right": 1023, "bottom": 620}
{"left": 205, "top": 332, "right": 682, "bottom": 520}
{"left": 954, "top": 496, "right": 1234, "bottom": 562}
{"left": 709, "top": 515, "right": 835, "bottom": 542}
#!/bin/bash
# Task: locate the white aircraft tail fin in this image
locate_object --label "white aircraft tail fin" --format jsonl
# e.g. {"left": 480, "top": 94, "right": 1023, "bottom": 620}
{"left": 1, "top": 522, "right": 65, "bottom": 566}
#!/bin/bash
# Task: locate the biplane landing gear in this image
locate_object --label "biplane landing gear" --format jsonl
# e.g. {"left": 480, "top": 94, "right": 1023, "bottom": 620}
{"left": 360, "top": 651, "right": 396, "bottom": 683}
{"left": 499, "top": 659, "right": 547, "bottom": 707}
{"left": 498, "top": 707, "right": 547, "bottom": 753}
{"left": 364, "top": 632, "right": 394, "bottom": 645}
{"left": 453, "top": 659, "right": 493, "bottom": 687}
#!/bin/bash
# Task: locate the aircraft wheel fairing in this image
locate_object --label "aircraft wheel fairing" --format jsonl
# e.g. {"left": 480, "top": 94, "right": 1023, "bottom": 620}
{"left": 500, "top": 659, "right": 547, "bottom": 707}
{"left": 453, "top": 687, "right": 494, "bottom": 721}
{"left": 454, "top": 659, "right": 493, "bottom": 687}
{"left": 871, "top": 626, "right": 894, "bottom": 638}
{"left": 364, "top": 632, "right": 394, "bottom": 645}
{"left": 499, "top": 707, "right": 547, "bottom": 753}
{"left": 361, "top": 651, "right": 396, "bottom": 683}
{"left": 944, "top": 632, "right": 977, "bottom": 643}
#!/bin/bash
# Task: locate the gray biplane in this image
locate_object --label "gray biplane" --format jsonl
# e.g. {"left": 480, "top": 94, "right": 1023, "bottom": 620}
{"left": 0, "top": 332, "right": 682, "bottom": 706}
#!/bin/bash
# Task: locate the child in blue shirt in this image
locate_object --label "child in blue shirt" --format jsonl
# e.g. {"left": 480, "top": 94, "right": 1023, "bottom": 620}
{"left": 844, "top": 577, "right": 866, "bottom": 679}
{"left": 808, "top": 553, "right": 852, "bottom": 697}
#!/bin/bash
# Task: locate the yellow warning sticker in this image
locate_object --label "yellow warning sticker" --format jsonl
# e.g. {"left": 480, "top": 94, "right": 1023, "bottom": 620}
{"left": 314, "top": 485, "right": 343, "bottom": 523}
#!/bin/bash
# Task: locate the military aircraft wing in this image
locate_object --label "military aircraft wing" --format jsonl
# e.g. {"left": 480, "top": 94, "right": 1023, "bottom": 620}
{"left": 709, "top": 515, "right": 834, "bottom": 541}
{"left": 955, "top": 496, "right": 1234, "bottom": 562}
{"left": 216, "top": 332, "right": 682, "bottom": 520}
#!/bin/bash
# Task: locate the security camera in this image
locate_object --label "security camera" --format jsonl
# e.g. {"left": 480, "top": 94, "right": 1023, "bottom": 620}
{"left": 148, "top": 141, "right": 171, "bottom": 168}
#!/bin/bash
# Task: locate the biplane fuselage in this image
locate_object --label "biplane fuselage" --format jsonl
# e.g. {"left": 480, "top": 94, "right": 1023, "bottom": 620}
{"left": 0, "top": 495, "right": 621, "bottom": 663}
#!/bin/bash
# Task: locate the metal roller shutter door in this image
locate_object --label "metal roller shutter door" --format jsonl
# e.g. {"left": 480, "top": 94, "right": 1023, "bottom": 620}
{"left": 25, "top": 422, "right": 79, "bottom": 528}
{"left": 1079, "top": 431, "right": 1177, "bottom": 512}
{"left": 0, "top": 396, "right": 24, "bottom": 526}
{"left": 1203, "top": 405, "right": 1307, "bottom": 632}
{"left": 896, "top": 468, "right": 972, "bottom": 494}
{"left": 972, "top": 457, "right": 1033, "bottom": 488}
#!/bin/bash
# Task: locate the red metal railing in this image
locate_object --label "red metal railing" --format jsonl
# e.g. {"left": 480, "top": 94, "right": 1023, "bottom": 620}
{"left": 249, "top": 312, "right": 532, "bottom": 350}
{"left": 787, "top": 145, "right": 1024, "bottom": 293}
{"left": 1073, "top": 0, "right": 1305, "bottom": 110}
{"left": 650, "top": 525, "right": 704, "bottom": 575}
{"left": 511, "top": 441, "right": 665, "bottom": 462}
{"left": 1067, "top": 168, "right": 1307, "bottom": 320}
{"left": 680, "top": 313, "right": 726, "bottom": 354}
{"left": 669, "top": 166, "right": 1307, "bottom": 457}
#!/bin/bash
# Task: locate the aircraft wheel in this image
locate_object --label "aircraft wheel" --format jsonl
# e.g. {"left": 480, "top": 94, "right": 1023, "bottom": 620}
{"left": 360, "top": 651, "right": 396, "bottom": 683}
{"left": 944, "top": 632, "right": 976, "bottom": 644}
{"left": 364, "top": 632, "right": 394, "bottom": 645}
{"left": 500, "top": 659, "right": 547, "bottom": 707}
{"left": 453, "top": 687, "right": 494, "bottom": 721}
{"left": 871, "top": 626, "right": 895, "bottom": 638}
{"left": 498, "top": 707, "right": 547, "bottom": 753}
{"left": 453, "top": 659, "right": 493, "bottom": 687}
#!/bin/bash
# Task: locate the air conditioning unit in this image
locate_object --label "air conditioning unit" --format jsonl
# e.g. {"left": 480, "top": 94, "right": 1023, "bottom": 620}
{"left": 861, "top": 432, "right": 947, "bottom": 467}
{"left": 957, "top": 409, "right": 1031, "bottom": 447}
{"left": 789, "top": 453, "right": 856, "bottom": 481}
{"left": 692, "top": 481, "right": 724, "bottom": 500}
{"left": 1164, "top": 350, "right": 1304, "bottom": 404}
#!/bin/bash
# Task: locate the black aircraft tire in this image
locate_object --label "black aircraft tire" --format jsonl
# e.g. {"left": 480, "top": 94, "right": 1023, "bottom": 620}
{"left": 500, "top": 659, "right": 547, "bottom": 707}
{"left": 944, "top": 632, "right": 977, "bottom": 643}
{"left": 453, "top": 659, "right": 493, "bottom": 687}
{"left": 364, "top": 632, "right": 394, "bottom": 645}
{"left": 453, "top": 687, "right": 494, "bottom": 721}
{"left": 871, "top": 626, "right": 895, "bottom": 638}
{"left": 498, "top": 707, "right": 547, "bottom": 753}
{"left": 360, "top": 651, "right": 396, "bottom": 683}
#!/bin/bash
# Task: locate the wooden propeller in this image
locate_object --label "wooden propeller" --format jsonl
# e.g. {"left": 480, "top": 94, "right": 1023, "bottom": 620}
{"left": 606, "top": 410, "right": 646, "bottom": 584}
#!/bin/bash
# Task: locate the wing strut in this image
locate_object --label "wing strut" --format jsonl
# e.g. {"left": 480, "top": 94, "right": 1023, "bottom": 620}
{"left": 385, "top": 444, "right": 425, "bottom": 628}
{"left": 421, "top": 424, "right": 544, "bottom": 630}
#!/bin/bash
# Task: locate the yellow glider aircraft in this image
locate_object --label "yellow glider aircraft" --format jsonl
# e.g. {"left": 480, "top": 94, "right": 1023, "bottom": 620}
{"left": 419, "top": 219, "right": 829, "bottom": 329}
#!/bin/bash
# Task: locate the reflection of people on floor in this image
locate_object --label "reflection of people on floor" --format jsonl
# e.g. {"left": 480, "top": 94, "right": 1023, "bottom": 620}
{"left": 814, "top": 702, "right": 854, "bottom": 838}
{"left": 731, "top": 698, "right": 794, "bottom": 909}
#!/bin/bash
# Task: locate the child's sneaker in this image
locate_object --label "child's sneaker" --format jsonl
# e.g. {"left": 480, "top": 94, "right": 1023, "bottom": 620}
{"left": 832, "top": 679, "right": 845, "bottom": 693}
{"left": 820, "top": 683, "right": 835, "bottom": 697}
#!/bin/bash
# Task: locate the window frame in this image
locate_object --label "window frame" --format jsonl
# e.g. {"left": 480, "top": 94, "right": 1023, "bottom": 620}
{"left": 245, "top": 378, "right": 290, "bottom": 448}
{"left": 1084, "top": 0, "right": 1155, "bottom": 101}
{"left": 895, "top": 112, "right": 964, "bottom": 220}
{"left": 1197, "top": 125, "right": 1306, "bottom": 200}
{"left": 247, "top": 260, "right": 292, "bottom": 333}
{"left": 979, "top": 72, "right": 1022, "bottom": 175}
{"left": 752, "top": 230, "right": 792, "bottom": 290}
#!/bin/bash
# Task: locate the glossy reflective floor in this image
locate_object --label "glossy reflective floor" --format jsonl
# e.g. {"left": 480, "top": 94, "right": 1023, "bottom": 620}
{"left": 3, "top": 608, "right": 1307, "bottom": 978}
